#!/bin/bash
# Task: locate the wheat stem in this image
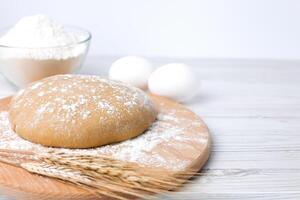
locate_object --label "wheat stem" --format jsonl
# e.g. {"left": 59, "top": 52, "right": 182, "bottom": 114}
{"left": 0, "top": 148, "right": 200, "bottom": 199}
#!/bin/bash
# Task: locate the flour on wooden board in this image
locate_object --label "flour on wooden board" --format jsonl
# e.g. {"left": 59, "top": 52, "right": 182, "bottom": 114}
{"left": 0, "top": 104, "right": 207, "bottom": 171}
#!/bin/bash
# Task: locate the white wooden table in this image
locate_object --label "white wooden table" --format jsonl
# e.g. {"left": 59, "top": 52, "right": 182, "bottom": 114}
{"left": 0, "top": 57, "right": 299, "bottom": 199}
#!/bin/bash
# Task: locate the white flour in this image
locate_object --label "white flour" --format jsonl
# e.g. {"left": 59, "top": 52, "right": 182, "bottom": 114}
{"left": 0, "top": 15, "right": 87, "bottom": 60}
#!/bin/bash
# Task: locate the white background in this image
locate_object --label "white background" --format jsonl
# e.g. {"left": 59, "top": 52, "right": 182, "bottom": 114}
{"left": 1, "top": 0, "right": 300, "bottom": 59}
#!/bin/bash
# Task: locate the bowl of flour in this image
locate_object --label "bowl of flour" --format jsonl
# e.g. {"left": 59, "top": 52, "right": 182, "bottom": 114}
{"left": 0, "top": 15, "right": 91, "bottom": 88}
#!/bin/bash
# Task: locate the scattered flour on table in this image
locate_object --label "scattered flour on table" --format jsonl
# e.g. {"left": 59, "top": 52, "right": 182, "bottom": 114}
{"left": 0, "top": 106, "right": 207, "bottom": 171}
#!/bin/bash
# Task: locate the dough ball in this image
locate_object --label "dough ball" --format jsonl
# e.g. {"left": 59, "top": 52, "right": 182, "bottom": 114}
{"left": 148, "top": 63, "right": 198, "bottom": 102}
{"left": 109, "top": 56, "right": 153, "bottom": 90}
{"left": 9, "top": 74, "right": 157, "bottom": 148}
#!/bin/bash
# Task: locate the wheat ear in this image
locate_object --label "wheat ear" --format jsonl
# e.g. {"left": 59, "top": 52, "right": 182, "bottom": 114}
{"left": 0, "top": 149, "right": 201, "bottom": 199}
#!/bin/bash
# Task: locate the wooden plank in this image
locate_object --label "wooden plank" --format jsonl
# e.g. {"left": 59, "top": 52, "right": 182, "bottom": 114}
{"left": 180, "top": 169, "right": 300, "bottom": 193}
{"left": 157, "top": 169, "right": 300, "bottom": 199}
{"left": 206, "top": 151, "right": 300, "bottom": 170}
{"left": 191, "top": 61, "right": 300, "bottom": 84}
{"left": 189, "top": 81, "right": 300, "bottom": 118}
{"left": 0, "top": 76, "right": 15, "bottom": 98}
{"left": 161, "top": 193, "right": 300, "bottom": 200}
{"left": 199, "top": 117, "right": 300, "bottom": 170}
{"left": 206, "top": 117, "right": 300, "bottom": 152}
{"left": 82, "top": 57, "right": 300, "bottom": 84}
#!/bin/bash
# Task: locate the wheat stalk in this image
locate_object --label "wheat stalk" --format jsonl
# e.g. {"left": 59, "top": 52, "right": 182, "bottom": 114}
{"left": 0, "top": 149, "right": 201, "bottom": 199}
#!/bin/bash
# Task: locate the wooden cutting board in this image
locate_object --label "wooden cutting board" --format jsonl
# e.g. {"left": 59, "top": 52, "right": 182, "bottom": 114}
{"left": 0, "top": 95, "right": 211, "bottom": 200}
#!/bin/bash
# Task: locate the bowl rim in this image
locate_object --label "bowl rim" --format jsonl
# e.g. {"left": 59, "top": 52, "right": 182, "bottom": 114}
{"left": 0, "top": 25, "right": 92, "bottom": 49}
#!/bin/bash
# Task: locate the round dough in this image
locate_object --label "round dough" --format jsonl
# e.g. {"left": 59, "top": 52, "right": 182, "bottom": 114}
{"left": 9, "top": 74, "right": 157, "bottom": 148}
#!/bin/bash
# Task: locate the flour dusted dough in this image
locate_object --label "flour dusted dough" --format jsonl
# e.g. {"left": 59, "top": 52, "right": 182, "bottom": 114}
{"left": 8, "top": 74, "right": 157, "bottom": 148}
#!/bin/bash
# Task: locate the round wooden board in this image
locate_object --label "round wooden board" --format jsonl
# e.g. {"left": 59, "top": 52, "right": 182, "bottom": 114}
{"left": 0, "top": 95, "right": 211, "bottom": 200}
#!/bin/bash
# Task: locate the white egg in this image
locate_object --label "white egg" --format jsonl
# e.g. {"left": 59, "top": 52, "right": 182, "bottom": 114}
{"left": 148, "top": 63, "right": 198, "bottom": 102}
{"left": 109, "top": 56, "right": 153, "bottom": 89}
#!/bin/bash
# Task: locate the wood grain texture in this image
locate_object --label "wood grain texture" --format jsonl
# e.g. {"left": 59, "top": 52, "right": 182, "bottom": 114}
{"left": 0, "top": 94, "right": 211, "bottom": 200}
{"left": 1, "top": 57, "right": 300, "bottom": 199}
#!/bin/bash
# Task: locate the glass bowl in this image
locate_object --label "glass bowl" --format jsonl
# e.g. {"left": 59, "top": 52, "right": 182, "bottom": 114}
{"left": 0, "top": 26, "right": 91, "bottom": 88}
